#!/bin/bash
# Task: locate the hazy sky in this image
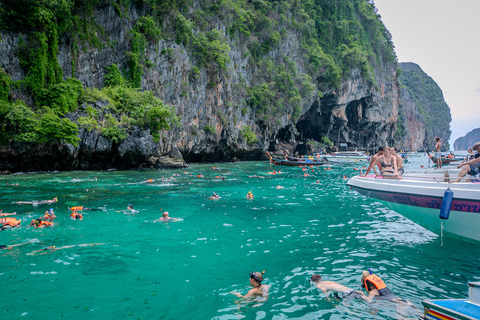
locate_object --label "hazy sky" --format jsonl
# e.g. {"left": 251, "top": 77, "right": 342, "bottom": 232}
{"left": 374, "top": 0, "right": 480, "bottom": 149}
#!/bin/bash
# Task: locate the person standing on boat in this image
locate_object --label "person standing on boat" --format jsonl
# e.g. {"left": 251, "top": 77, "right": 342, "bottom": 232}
{"left": 434, "top": 137, "right": 442, "bottom": 169}
{"left": 452, "top": 142, "right": 480, "bottom": 182}
{"left": 362, "top": 146, "right": 384, "bottom": 176}
{"left": 392, "top": 147, "right": 404, "bottom": 176}
{"left": 372, "top": 147, "right": 401, "bottom": 179}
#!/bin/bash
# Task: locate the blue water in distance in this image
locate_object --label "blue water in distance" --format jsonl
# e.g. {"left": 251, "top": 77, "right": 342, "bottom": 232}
{"left": 1, "top": 154, "right": 479, "bottom": 319}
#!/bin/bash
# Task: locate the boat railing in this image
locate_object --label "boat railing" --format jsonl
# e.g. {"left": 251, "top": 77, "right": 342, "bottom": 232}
{"left": 360, "top": 169, "right": 469, "bottom": 183}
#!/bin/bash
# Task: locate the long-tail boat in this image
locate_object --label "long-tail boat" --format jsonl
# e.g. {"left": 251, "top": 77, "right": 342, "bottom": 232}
{"left": 267, "top": 152, "right": 328, "bottom": 167}
{"left": 426, "top": 151, "right": 463, "bottom": 165}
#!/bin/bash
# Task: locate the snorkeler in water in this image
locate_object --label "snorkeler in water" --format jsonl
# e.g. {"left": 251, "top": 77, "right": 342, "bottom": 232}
{"left": 30, "top": 218, "right": 52, "bottom": 228}
{"left": 16, "top": 197, "right": 58, "bottom": 206}
{"left": 0, "top": 217, "right": 22, "bottom": 229}
{"left": 43, "top": 209, "right": 56, "bottom": 221}
{"left": 27, "top": 243, "right": 105, "bottom": 255}
{"left": 232, "top": 271, "right": 269, "bottom": 299}
{"left": 70, "top": 211, "right": 83, "bottom": 220}
{"left": 360, "top": 270, "right": 413, "bottom": 304}
{"left": 209, "top": 192, "right": 220, "bottom": 200}
{"left": 310, "top": 274, "right": 365, "bottom": 300}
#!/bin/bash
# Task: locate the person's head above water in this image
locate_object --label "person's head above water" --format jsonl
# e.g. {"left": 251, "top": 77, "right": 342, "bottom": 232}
{"left": 162, "top": 212, "right": 169, "bottom": 217}
{"left": 127, "top": 204, "right": 133, "bottom": 210}
{"left": 360, "top": 270, "right": 371, "bottom": 287}
{"left": 249, "top": 271, "right": 265, "bottom": 286}
{"left": 310, "top": 274, "right": 322, "bottom": 283}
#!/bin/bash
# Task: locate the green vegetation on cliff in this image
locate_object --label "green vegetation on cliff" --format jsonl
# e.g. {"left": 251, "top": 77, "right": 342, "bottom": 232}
{"left": 0, "top": 0, "right": 396, "bottom": 146}
{"left": 398, "top": 62, "right": 451, "bottom": 150}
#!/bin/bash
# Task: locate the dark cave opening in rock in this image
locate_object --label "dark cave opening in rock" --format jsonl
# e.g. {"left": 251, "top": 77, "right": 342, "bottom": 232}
{"left": 295, "top": 98, "right": 334, "bottom": 142}
{"left": 345, "top": 97, "right": 368, "bottom": 128}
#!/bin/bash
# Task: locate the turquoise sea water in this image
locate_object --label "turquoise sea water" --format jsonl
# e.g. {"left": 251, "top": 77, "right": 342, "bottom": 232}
{"left": 1, "top": 155, "right": 479, "bottom": 319}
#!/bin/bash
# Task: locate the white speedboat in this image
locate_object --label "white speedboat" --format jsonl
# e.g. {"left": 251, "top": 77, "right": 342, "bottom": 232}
{"left": 322, "top": 151, "right": 370, "bottom": 163}
{"left": 347, "top": 170, "right": 480, "bottom": 243}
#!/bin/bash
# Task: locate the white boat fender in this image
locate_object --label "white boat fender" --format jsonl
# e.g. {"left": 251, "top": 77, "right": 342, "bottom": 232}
{"left": 439, "top": 188, "right": 454, "bottom": 220}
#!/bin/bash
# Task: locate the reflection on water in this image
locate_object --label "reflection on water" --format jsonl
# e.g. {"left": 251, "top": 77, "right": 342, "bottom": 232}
{"left": 1, "top": 156, "right": 479, "bottom": 319}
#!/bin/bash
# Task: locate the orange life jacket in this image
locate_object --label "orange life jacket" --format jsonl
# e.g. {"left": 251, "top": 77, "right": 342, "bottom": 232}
{"left": 70, "top": 212, "right": 83, "bottom": 219}
{"left": 39, "top": 221, "right": 52, "bottom": 227}
{"left": 364, "top": 274, "right": 387, "bottom": 292}
{"left": 0, "top": 217, "right": 21, "bottom": 226}
{"left": 69, "top": 206, "right": 84, "bottom": 211}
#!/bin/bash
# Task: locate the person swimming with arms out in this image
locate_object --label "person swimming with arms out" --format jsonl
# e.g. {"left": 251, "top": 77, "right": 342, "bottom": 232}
{"left": 154, "top": 211, "right": 179, "bottom": 222}
{"left": 116, "top": 204, "right": 138, "bottom": 215}
{"left": 310, "top": 274, "right": 365, "bottom": 300}
{"left": 0, "top": 210, "right": 17, "bottom": 216}
{"left": 16, "top": 197, "right": 58, "bottom": 206}
{"left": 232, "top": 271, "right": 269, "bottom": 300}
{"left": 0, "top": 239, "right": 38, "bottom": 250}
{"left": 27, "top": 243, "right": 105, "bottom": 255}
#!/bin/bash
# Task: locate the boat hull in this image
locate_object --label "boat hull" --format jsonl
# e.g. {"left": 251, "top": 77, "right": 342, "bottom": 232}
{"left": 322, "top": 157, "right": 369, "bottom": 163}
{"left": 347, "top": 175, "right": 480, "bottom": 243}
{"left": 271, "top": 158, "right": 327, "bottom": 166}
{"left": 423, "top": 299, "right": 480, "bottom": 320}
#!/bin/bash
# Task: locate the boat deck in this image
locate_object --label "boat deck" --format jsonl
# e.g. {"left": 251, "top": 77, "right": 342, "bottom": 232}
{"left": 423, "top": 299, "right": 480, "bottom": 320}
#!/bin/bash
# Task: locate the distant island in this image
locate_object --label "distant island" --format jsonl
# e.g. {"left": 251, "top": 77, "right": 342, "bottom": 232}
{"left": 454, "top": 128, "right": 480, "bottom": 150}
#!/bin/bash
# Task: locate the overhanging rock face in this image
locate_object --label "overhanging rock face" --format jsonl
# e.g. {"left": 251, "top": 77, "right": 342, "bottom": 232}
{"left": 0, "top": 3, "right": 405, "bottom": 172}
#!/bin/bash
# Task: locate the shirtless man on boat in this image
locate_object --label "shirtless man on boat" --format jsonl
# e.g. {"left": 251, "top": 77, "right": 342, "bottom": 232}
{"left": 434, "top": 137, "right": 442, "bottom": 169}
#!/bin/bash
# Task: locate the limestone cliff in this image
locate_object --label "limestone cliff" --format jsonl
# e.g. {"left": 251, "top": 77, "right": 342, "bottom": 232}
{"left": 396, "top": 62, "right": 451, "bottom": 151}
{"left": 454, "top": 128, "right": 480, "bottom": 150}
{"left": 0, "top": 1, "right": 401, "bottom": 172}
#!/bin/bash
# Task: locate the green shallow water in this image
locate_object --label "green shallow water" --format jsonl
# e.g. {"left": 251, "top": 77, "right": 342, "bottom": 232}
{"left": 1, "top": 156, "right": 479, "bottom": 319}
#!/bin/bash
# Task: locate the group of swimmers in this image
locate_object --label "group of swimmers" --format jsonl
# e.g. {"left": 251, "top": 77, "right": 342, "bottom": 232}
{"left": 232, "top": 269, "right": 412, "bottom": 308}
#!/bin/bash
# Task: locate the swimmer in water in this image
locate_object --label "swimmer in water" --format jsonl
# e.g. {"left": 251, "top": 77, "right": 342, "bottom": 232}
{"left": 232, "top": 271, "right": 269, "bottom": 299}
{"left": 29, "top": 218, "right": 52, "bottom": 228}
{"left": 27, "top": 243, "right": 105, "bottom": 255}
{"left": 276, "top": 185, "right": 284, "bottom": 189}
{"left": 16, "top": 197, "right": 58, "bottom": 206}
{"left": 0, "top": 240, "right": 37, "bottom": 250}
{"left": 43, "top": 209, "right": 56, "bottom": 221}
{"left": 154, "top": 211, "right": 179, "bottom": 222}
{"left": 209, "top": 192, "right": 220, "bottom": 200}
{"left": 310, "top": 274, "right": 365, "bottom": 300}
{"left": 247, "top": 190, "right": 254, "bottom": 198}
{"left": 117, "top": 204, "right": 138, "bottom": 214}
{"left": 0, "top": 210, "right": 17, "bottom": 216}
{"left": 0, "top": 217, "right": 22, "bottom": 229}
{"left": 70, "top": 211, "right": 83, "bottom": 220}
{"left": 360, "top": 270, "right": 412, "bottom": 304}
